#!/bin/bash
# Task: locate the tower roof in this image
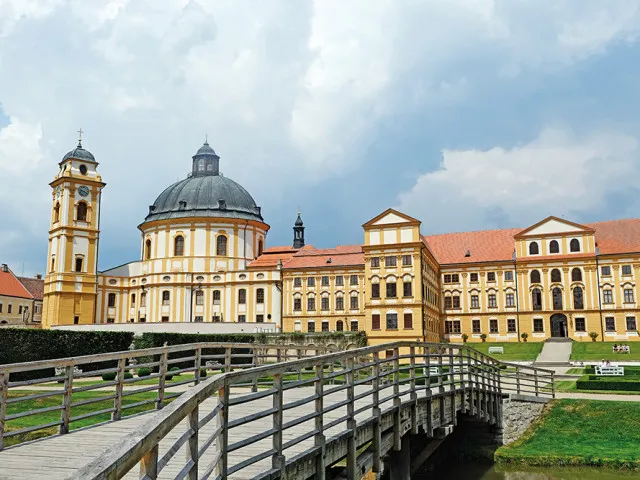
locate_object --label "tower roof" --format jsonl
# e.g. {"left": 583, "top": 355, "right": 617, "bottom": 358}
{"left": 295, "top": 213, "right": 304, "bottom": 226}
{"left": 61, "top": 142, "right": 96, "bottom": 163}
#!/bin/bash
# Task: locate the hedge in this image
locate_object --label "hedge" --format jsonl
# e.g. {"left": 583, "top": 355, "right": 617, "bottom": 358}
{"left": 584, "top": 366, "right": 640, "bottom": 376}
{"left": 134, "top": 332, "right": 258, "bottom": 372}
{"left": 576, "top": 375, "right": 640, "bottom": 391}
{"left": 0, "top": 328, "right": 135, "bottom": 381}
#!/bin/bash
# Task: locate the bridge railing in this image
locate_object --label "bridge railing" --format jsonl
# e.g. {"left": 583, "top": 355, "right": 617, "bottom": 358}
{"left": 0, "top": 342, "right": 334, "bottom": 450}
{"left": 72, "top": 342, "right": 554, "bottom": 480}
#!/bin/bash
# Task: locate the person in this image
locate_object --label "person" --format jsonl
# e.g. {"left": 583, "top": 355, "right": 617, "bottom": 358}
{"left": 613, "top": 343, "right": 619, "bottom": 353}
{"left": 605, "top": 360, "right": 611, "bottom": 367}
{"left": 624, "top": 344, "right": 631, "bottom": 353}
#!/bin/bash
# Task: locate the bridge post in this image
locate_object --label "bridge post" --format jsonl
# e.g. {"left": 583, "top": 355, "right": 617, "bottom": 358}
{"left": 459, "top": 347, "right": 467, "bottom": 414}
{"left": 372, "top": 351, "right": 382, "bottom": 473}
{"left": 112, "top": 358, "right": 125, "bottom": 421}
{"left": 346, "top": 356, "right": 357, "bottom": 479}
{"left": 194, "top": 347, "right": 202, "bottom": 385}
{"left": 448, "top": 346, "right": 456, "bottom": 426}
{"left": 314, "top": 363, "right": 326, "bottom": 480}
{"left": 272, "top": 373, "right": 287, "bottom": 478}
{"left": 224, "top": 346, "right": 232, "bottom": 374}
{"left": 156, "top": 348, "right": 168, "bottom": 409}
{"left": 139, "top": 444, "right": 159, "bottom": 479}
{"left": 59, "top": 365, "right": 74, "bottom": 434}
{"left": 409, "top": 346, "right": 418, "bottom": 435}
{"left": 0, "top": 372, "right": 7, "bottom": 451}
{"left": 438, "top": 347, "right": 445, "bottom": 428}
{"left": 425, "top": 347, "right": 433, "bottom": 438}
{"left": 386, "top": 434, "right": 411, "bottom": 480}
{"left": 392, "top": 346, "right": 401, "bottom": 451}
{"left": 252, "top": 348, "right": 259, "bottom": 393}
{"left": 473, "top": 351, "right": 481, "bottom": 419}
{"left": 187, "top": 405, "right": 199, "bottom": 479}
{"left": 216, "top": 382, "right": 229, "bottom": 478}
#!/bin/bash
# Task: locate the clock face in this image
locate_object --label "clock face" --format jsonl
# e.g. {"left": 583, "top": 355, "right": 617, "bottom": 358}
{"left": 78, "top": 186, "right": 90, "bottom": 197}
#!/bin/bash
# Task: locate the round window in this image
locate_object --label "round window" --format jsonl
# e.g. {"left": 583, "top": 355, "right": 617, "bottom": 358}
{"left": 79, "top": 165, "right": 88, "bottom": 175}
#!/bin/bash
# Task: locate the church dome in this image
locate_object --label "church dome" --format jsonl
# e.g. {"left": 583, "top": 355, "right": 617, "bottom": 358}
{"left": 143, "top": 143, "right": 263, "bottom": 223}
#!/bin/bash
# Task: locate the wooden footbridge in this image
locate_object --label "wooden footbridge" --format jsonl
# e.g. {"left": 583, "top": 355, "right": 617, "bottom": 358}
{"left": 0, "top": 341, "right": 554, "bottom": 479}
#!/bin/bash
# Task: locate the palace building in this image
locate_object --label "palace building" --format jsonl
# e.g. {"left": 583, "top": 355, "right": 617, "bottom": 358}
{"left": 43, "top": 139, "right": 640, "bottom": 345}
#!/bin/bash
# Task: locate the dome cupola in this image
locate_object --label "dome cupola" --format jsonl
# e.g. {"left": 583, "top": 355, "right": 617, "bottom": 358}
{"left": 191, "top": 140, "right": 220, "bottom": 176}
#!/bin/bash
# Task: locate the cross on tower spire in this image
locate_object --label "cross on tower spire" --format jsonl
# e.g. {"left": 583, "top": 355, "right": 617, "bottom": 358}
{"left": 77, "top": 128, "right": 84, "bottom": 148}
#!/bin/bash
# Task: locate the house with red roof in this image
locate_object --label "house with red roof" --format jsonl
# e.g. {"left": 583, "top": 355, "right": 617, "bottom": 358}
{"left": 0, "top": 264, "right": 44, "bottom": 326}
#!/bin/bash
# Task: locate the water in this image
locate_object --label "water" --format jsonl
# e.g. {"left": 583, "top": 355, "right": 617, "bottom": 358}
{"left": 420, "top": 462, "right": 640, "bottom": 480}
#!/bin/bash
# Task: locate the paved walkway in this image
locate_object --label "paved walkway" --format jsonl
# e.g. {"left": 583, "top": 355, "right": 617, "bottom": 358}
{"left": 555, "top": 392, "right": 640, "bottom": 401}
{"left": 535, "top": 341, "right": 572, "bottom": 364}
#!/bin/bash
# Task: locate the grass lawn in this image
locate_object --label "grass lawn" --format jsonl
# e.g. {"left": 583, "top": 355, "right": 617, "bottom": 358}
{"left": 4, "top": 389, "right": 170, "bottom": 447}
{"left": 571, "top": 342, "right": 640, "bottom": 361}
{"left": 497, "top": 399, "right": 640, "bottom": 468}
{"left": 467, "top": 342, "right": 543, "bottom": 361}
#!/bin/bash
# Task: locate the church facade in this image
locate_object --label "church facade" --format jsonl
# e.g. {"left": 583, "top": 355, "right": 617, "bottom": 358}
{"left": 43, "top": 139, "right": 640, "bottom": 345}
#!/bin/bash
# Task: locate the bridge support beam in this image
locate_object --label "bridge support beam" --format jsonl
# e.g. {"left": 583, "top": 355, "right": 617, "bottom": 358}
{"left": 385, "top": 435, "right": 411, "bottom": 480}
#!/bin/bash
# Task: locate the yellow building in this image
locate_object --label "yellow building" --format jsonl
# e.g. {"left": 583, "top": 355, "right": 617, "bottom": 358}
{"left": 42, "top": 137, "right": 640, "bottom": 344}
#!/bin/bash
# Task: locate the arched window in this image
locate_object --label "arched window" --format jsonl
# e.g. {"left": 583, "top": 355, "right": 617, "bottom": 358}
{"left": 571, "top": 268, "right": 582, "bottom": 282}
{"left": 140, "top": 292, "right": 147, "bottom": 307}
{"left": 530, "top": 270, "right": 541, "bottom": 284}
{"left": 162, "top": 291, "right": 170, "bottom": 305}
{"left": 50, "top": 257, "right": 56, "bottom": 273}
{"left": 570, "top": 239, "right": 580, "bottom": 252}
{"left": 529, "top": 242, "right": 539, "bottom": 255}
{"left": 238, "top": 289, "right": 246, "bottom": 304}
{"left": 213, "top": 290, "right": 221, "bottom": 305}
{"left": 532, "top": 288, "right": 542, "bottom": 310}
{"left": 336, "top": 320, "right": 344, "bottom": 331}
{"left": 108, "top": 293, "right": 116, "bottom": 308}
{"left": 174, "top": 236, "right": 184, "bottom": 256}
{"left": 54, "top": 202, "right": 60, "bottom": 223}
{"left": 145, "top": 239, "right": 152, "bottom": 260}
{"left": 195, "top": 290, "right": 204, "bottom": 305}
{"left": 573, "top": 286, "right": 584, "bottom": 309}
{"left": 552, "top": 287, "right": 563, "bottom": 310}
{"left": 256, "top": 288, "right": 264, "bottom": 304}
{"left": 551, "top": 269, "right": 561, "bottom": 283}
{"left": 216, "top": 235, "right": 227, "bottom": 256}
{"left": 258, "top": 239, "right": 264, "bottom": 256}
{"left": 77, "top": 202, "right": 88, "bottom": 222}
{"left": 549, "top": 240, "right": 559, "bottom": 254}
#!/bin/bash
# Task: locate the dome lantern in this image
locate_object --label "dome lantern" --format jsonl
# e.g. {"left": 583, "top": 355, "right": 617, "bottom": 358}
{"left": 191, "top": 140, "right": 220, "bottom": 176}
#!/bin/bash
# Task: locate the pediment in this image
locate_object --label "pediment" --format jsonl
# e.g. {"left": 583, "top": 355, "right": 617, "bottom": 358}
{"left": 515, "top": 216, "right": 594, "bottom": 238}
{"left": 363, "top": 208, "right": 420, "bottom": 228}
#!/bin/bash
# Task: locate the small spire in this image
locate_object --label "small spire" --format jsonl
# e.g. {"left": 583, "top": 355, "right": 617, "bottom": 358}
{"left": 77, "top": 128, "right": 84, "bottom": 148}
{"left": 204, "top": 134, "right": 208, "bottom": 145}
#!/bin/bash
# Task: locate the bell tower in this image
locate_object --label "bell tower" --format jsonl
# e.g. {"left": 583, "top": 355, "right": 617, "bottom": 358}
{"left": 42, "top": 131, "right": 106, "bottom": 327}
{"left": 293, "top": 212, "right": 305, "bottom": 249}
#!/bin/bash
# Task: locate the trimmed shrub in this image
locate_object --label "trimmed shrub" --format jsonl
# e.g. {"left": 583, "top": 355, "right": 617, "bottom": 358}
{"left": 584, "top": 366, "right": 640, "bottom": 376}
{"left": 576, "top": 375, "right": 640, "bottom": 391}
{"left": 0, "top": 328, "right": 134, "bottom": 381}
{"left": 137, "top": 367, "right": 152, "bottom": 377}
{"left": 124, "top": 372, "right": 134, "bottom": 380}
{"left": 200, "top": 368, "right": 207, "bottom": 378}
{"left": 102, "top": 372, "right": 117, "bottom": 381}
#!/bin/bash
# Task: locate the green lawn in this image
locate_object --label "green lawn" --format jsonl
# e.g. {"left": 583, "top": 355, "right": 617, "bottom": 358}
{"left": 467, "top": 342, "right": 543, "bottom": 361}
{"left": 497, "top": 399, "right": 640, "bottom": 468}
{"left": 571, "top": 342, "right": 640, "bottom": 361}
{"left": 4, "top": 390, "right": 170, "bottom": 447}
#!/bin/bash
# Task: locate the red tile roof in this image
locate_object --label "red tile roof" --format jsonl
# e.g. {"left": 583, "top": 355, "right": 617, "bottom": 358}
{"left": 262, "top": 246, "right": 298, "bottom": 254}
{"left": 590, "top": 218, "right": 640, "bottom": 255}
{"left": 423, "top": 229, "right": 521, "bottom": 265}
{"left": 0, "top": 268, "right": 33, "bottom": 299}
{"left": 284, "top": 245, "right": 364, "bottom": 270}
{"left": 424, "top": 218, "right": 640, "bottom": 265}
{"left": 17, "top": 276, "right": 44, "bottom": 301}
{"left": 247, "top": 245, "right": 302, "bottom": 269}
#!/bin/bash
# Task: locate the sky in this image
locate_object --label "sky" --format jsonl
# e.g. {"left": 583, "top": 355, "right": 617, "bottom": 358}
{"left": 2, "top": 0, "right": 640, "bottom": 276}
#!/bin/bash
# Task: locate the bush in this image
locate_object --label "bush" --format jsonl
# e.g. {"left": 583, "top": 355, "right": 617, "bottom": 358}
{"left": 200, "top": 368, "right": 207, "bottom": 378}
{"left": 0, "top": 328, "right": 135, "bottom": 381}
{"left": 137, "top": 368, "right": 152, "bottom": 377}
{"left": 576, "top": 375, "right": 640, "bottom": 391}
{"left": 102, "top": 372, "right": 117, "bottom": 381}
{"left": 124, "top": 372, "right": 134, "bottom": 380}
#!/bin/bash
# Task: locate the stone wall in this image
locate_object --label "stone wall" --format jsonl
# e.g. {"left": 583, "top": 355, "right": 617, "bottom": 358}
{"left": 499, "top": 395, "right": 550, "bottom": 445}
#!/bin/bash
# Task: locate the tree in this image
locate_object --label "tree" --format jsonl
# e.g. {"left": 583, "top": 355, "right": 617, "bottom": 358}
{"left": 461, "top": 333, "right": 469, "bottom": 343}
{"left": 521, "top": 332, "right": 529, "bottom": 343}
{"left": 589, "top": 331, "right": 599, "bottom": 342}
{"left": 480, "top": 333, "right": 487, "bottom": 343}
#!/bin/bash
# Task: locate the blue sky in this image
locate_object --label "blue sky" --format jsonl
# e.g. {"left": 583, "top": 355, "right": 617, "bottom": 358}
{"left": 1, "top": 1, "right": 640, "bottom": 275}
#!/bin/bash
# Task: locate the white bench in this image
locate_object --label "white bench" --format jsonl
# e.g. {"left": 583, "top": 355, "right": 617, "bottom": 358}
{"left": 488, "top": 347, "right": 504, "bottom": 354}
{"left": 595, "top": 366, "right": 624, "bottom": 376}
{"left": 55, "top": 366, "right": 83, "bottom": 376}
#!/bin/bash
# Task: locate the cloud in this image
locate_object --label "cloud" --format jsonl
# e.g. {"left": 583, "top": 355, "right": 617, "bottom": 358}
{"left": 1, "top": 0, "right": 640, "bottom": 274}
{"left": 397, "top": 127, "right": 640, "bottom": 233}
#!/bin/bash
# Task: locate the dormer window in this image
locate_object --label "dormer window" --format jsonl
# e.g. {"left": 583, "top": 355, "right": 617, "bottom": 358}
{"left": 549, "top": 240, "right": 560, "bottom": 254}
{"left": 570, "top": 239, "right": 580, "bottom": 252}
{"left": 529, "top": 242, "right": 539, "bottom": 255}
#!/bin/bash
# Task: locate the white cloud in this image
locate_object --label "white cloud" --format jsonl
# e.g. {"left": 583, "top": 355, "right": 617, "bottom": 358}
{"left": 397, "top": 127, "right": 640, "bottom": 232}
{"left": 1, "top": 0, "right": 640, "bottom": 274}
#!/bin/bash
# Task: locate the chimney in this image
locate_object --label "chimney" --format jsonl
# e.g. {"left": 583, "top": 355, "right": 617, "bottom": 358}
{"left": 1, "top": 264, "right": 8, "bottom": 273}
